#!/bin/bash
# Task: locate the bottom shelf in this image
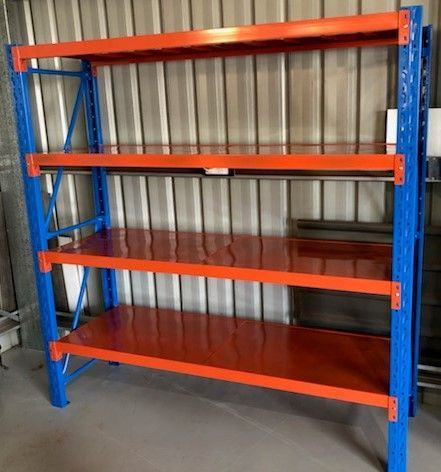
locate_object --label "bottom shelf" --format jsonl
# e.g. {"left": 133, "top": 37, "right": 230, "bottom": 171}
{"left": 52, "top": 305, "right": 390, "bottom": 408}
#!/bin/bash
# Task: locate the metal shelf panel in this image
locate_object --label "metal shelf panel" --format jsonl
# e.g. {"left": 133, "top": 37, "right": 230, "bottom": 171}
{"left": 41, "top": 228, "right": 393, "bottom": 296}
{"left": 51, "top": 305, "right": 390, "bottom": 408}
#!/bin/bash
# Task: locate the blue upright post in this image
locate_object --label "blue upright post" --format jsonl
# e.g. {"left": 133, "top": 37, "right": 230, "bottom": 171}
{"left": 6, "top": 45, "right": 68, "bottom": 407}
{"left": 409, "top": 25, "right": 432, "bottom": 417}
{"left": 388, "top": 6, "right": 423, "bottom": 471}
{"left": 82, "top": 61, "right": 118, "bottom": 309}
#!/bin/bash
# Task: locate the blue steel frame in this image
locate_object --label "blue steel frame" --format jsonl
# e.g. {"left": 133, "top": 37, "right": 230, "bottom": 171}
{"left": 409, "top": 24, "right": 432, "bottom": 418}
{"left": 388, "top": 6, "right": 424, "bottom": 472}
{"left": 6, "top": 45, "right": 68, "bottom": 407}
{"left": 6, "top": 6, "right": 428, "bottom": 472}
{"left": 82, "top": 61, "right": 118, "bottom": 310}
{"left": 6, "top": 51, "right": 118, "bottom": 406}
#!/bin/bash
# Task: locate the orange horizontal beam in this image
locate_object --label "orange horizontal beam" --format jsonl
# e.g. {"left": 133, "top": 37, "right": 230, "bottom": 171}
{"left": 26, "top": 152, "right": 402, "bottom": 175}
{"left": 51, "top": 339, "right": 389, "bottom": 408}
{"left": 40, "top": 250, "right": 393, "bottom": 296}
{"left": 12, "top": 11, "right": 408, "bottom": 71}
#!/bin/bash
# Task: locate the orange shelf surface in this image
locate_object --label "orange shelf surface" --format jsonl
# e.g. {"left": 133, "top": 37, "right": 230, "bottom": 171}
{"left": 12, "top": 11, "right": 408, "bottom": 71}
{"left": 51, "top": 305, "right": 390, "bottom": 408}
{"left": 41, "top": 228, "right": 393, "bottom": 296}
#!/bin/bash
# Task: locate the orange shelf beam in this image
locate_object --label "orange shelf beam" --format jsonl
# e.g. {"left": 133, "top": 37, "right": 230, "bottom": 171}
{"left": 12, "top": 11, "right": 408, "bottom": 71}
{"left": 40, "top": 228, "right": 395, "bottom": 298}
{"left": 26, "top": 152, "right": 404, "bottom": 184}
{"left": 50, "top": 305, "right": 391, "bottom": 409}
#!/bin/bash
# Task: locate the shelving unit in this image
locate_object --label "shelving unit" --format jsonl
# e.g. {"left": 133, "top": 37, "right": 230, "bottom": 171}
{"left": 7, "top": 7, "right": 430, "bottom": 472}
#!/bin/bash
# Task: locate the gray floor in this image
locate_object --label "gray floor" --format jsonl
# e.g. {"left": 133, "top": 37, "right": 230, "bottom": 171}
{"left": 0, "top": 348, "right": 440, "bottom": 472}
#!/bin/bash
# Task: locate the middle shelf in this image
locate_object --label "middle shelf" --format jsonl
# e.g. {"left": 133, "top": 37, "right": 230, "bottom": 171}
{"left": 41, "top": 228, "right": 393, "bottom": 296}
{"left": 26, "top": 144, "right": 404, "bottom": 182}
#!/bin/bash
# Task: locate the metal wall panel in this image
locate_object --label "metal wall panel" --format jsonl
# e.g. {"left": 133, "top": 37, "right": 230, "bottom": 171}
{"left": 223, "top": 0, "right": 261, "bottom": 320}
{"left": 0, "top": 194, "right": 16, "bottom": 312}
{"left": 6, "top": 1, "right": 441, "bottom": 340}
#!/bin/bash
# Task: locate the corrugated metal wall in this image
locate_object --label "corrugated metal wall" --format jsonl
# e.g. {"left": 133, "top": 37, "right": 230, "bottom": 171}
{"left": 6, "top": 1, "right": 441, "bottom": 352}
{"left": 0, "top": 194, "right": 16, "bottom": 312}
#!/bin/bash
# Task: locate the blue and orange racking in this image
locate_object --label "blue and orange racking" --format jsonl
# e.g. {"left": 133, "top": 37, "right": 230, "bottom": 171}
{"left": 7, "top": 6, "right": 430, "bottom": 471}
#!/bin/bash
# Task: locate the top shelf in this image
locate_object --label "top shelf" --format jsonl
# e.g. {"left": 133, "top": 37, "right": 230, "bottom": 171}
{"left": 12, "top": 11, "right": 408, "bottom": 72}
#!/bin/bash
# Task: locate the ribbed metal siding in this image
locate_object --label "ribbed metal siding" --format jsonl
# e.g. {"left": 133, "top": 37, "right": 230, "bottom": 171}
{"left": 8, "top": 0, "right": 441, "bottom": 331}
{"left": 0, "top": 194, "right": 16, "bottom": 312}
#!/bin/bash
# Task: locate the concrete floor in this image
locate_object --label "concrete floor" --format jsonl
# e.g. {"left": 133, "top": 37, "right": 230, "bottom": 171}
{"left": 0, "top": 348, "right": 440, "bottom": 472}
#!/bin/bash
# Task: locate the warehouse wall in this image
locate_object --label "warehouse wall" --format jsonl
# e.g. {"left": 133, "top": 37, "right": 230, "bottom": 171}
{"left": 5, "top": 0, "right": 441, "bottom": 355}
{"left": 0, "top": 194, "right": 16, "bottom": 312}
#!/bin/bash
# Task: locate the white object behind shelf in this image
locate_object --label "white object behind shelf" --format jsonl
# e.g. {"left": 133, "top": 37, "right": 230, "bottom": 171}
{"left": 387, "top": 108, "right": 441, "bottom": 156}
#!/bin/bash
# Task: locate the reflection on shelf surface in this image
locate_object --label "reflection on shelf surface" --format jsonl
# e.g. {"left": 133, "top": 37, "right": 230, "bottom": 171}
{"left": 54, "top": 305, "right": 390, "bottom": 408}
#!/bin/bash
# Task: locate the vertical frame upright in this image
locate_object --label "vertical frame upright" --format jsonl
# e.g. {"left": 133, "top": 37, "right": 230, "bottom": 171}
{"left": 409, "top": 25, "right": 432, "bottom": 417}
{"left": 82, "top": 61, "right": 118, "bottom": 310}
{"left": 388, "top": 6, "right": 423, "bottom": 471}
{"left": 6, "top": 45, "right": 68, "bottom": 407}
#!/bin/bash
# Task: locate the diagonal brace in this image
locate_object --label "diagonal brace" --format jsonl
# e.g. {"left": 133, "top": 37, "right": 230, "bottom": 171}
{"left": 62, "top": 266, "right": 91, "bottom": 374}
{"left": 44, "top": 167, "right": 63, "bottom": 230}
{"left": 64, "top": 78, "right": 85, "bottom": 152}
{"left": 43, "top": 78, "right": 85, "bottom": 231}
